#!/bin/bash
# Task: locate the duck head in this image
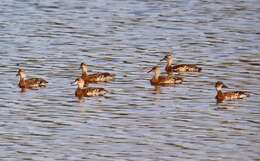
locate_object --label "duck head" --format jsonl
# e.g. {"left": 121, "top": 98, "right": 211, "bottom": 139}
{"left": 72, "top": 77, "right": 85, "bottom": 89}
{"left": 215, "top": 81, "right": 228, "bottom": 91}
{"left": 147, "top": 66, "right": 160, "bottom": 73}
{"left": 148, "top": 66, "right": 161, "bottom": 80}
{"left": 160, "top": 53, "right": 173, "bottom": 66}
{"left": 17, "top": 68, "right": 26, "bottom": 79}
{"left": 80, "top": 63, "right": 88, "bottom": 73}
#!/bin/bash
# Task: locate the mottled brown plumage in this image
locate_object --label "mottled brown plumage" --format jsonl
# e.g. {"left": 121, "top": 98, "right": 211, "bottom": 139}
{"left": 17, "top": 68, "right": 48, "bottom": 89}
{"left": 80, "top": 63, "right": 115, "bottom": 83}
{"left": 161, "top": 53, "right": 201, "bottom": 73}
{"left": 148, "top": 66, "right": 183, "bottom": 86}
{"left": 73, "top": 78, "right": 107, "bottom": 98}
{"left": 215, "top": 81, "right": 249, "bottom": 103}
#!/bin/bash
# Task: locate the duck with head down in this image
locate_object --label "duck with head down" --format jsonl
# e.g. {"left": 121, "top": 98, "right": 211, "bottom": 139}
{"left": 73, "top": 77, "right": 107, "bottom": 99}
{"left": 80, "top": 63, "right": 115, "bottom": 83}
{"left": 147, "top": 66, "right": 183, "bottom": 86}
{"left": 17, "top": 68, "right": 48, "bottom": 90}
{"left": 160, "top": 51, "right": 202, "bottom": 73}
{"left": 215, "top": 81, "right": 249, "bottom": 103}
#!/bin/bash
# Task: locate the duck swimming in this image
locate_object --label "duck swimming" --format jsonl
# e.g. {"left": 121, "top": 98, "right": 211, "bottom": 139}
{"left": 160, "top": 52, "right": 201, "bottom": 73}
{"left": 80, "top": 63, "right": 115, "bottom": 83}
{"left": 148, "top": 66, "right": 183, "bottom": 86}
{"left": 215, "top": 81, "right": 249, "bottom": 103}
{"left": 17, "top": 68, "right": 48, "bottom": 89}
{"left": 73, "top": 77, "right": 107, "bottom": 98}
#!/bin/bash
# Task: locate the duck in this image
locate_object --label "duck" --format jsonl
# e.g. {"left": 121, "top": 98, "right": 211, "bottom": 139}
{"left": 17, "top": 68, "right": 48, "bottom": 89}
{"left": 215, "top": 81, "right": 249, "bottom": 103}
{"left": 80, "top": 63, "right": 115, "bottom": 83}
{"left": 148, "top": 66, "right": 183, "bottom": 86}
{"left": 160, "top": 52, "right": 202, "bottom": 73}
{"left": 73, "top": 77, "right": 107, "bottom": 98}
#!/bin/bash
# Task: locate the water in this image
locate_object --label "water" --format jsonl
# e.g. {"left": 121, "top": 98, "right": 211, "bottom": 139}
{"left": 0, "top": 0, "right": 260, "bottom": 160}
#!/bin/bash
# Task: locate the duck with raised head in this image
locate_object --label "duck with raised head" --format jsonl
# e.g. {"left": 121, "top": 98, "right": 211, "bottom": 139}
{"left": 80, "top": 63, "right": 115, "bottom": 83}
{"left": 73, "top": 77, "right": 107, "bottom": 98}
{"left": 215, "top": 81, "right": 249, "bottom": 103}
{"left": 17, "top": 68, "right": 48, "bottom": 89}
{"left": 148, "top": 66, "right": 183, "bottom": 86}
{"left": 160, "top": 52, "right": 201, "bottom": 73}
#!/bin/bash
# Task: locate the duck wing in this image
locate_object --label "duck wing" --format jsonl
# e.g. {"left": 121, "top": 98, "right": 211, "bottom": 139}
{"left": 224, "top": 91, "right": 249, "bottom": 100}
{"left": 173, "top": 64, "right": 201, "bottom": 72}
{"left": 158, "top": 76, "right": 183, "bottom": 85}
{"left": 26, "top": 78, "right": 48, "bottom": 87}
{"left": 83, "top": 72, "right": 115, "bottom": 82}
{"left": 83, "top": 87, "right": 107, "bottom": 96}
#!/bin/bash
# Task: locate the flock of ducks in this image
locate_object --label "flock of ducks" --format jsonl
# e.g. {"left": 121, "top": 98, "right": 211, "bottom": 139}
{"left": 16, "top": 51, "right": 249, "bottom": 103}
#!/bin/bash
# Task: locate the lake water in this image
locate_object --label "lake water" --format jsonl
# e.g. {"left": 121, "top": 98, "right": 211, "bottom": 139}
{"left": 0, "top": 0, "right": 260, "bottom": 160}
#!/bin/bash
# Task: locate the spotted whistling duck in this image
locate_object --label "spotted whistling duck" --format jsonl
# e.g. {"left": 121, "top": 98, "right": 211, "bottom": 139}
{"left": 17, "top": 68, "right": 48, "bottom": 89}
{"left": 148, "top": 66, "right": 183, "bottom": 86}
{"left": 73, "top": 77, "right": 107, "bottom": 98}
{"left": 80, "top": 63, "right": 115, "bottom": 83}
{"left": 160, "top": 52, "right": 201, "bottom": 73}
{"left": 215, "top": 81, "right": 249, "bottom": 103}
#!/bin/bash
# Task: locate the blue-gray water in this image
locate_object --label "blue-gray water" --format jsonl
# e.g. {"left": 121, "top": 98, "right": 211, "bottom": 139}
{"left": 0, "top": 0, "right": 260, "bottom": 160}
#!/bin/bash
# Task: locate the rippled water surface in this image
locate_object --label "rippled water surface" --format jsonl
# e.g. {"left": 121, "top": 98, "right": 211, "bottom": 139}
{"left": 0, "top": 0, "right": 260, "bottom": 160}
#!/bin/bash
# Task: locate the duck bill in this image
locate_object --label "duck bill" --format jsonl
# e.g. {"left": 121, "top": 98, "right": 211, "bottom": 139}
{"left": 147, "top": 69, "right": 153, "bottom": 73}
{"left": 70, "top": 80, "right": 77, "bottom": 85}
{"left": 222, "top": 84, "right": 228, "bottom": 88}
{"left": 160, "top": 57, "right": 166, "bottom": 61}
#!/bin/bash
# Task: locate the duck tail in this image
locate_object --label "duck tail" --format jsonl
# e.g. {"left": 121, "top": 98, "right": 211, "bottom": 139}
{"left": 97, "top": 88, "right": 108, "bottom": 95}
{"left": 238, "top": 91, "right": 250, "bottom": 98}
{"left": 40, "top": 79, "right": 48, "bottom": 87}
{"left": 244, "top": 92, "right": 250, "bottom": 97}
{"left": 175, "top": 77, "right": 183, "bottom": 84}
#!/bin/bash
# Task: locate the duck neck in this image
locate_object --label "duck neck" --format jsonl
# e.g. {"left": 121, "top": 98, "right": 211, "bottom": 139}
{"left": 77, "top": 83, "right": 84, "bottom": 89}
{"left": 217, "top": 89, "right": 223, "bottom": 96}
{"left": 153, "top": 71, "right": 160, "bottom": 80}
{"left": 167, "top": 58, "right": 173, "bottom": 67}
{"left": 82, "top": 68, "right": 88, "bottom": 76}
{"left": 19, "top": 73, "right": 26, "bottom": 81}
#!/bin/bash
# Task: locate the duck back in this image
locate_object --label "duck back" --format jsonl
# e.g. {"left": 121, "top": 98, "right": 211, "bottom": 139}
{"left": 75, "top": 87, "right": 107, "bottom": 97}
{"left": 19, "top": 78, "right": 48, "bottom": 88}
{"left": 172, "top": 64, "right": 201, "bottom": 72}
{"left": 82, "top": 72, "right": 115, "bottom": 83}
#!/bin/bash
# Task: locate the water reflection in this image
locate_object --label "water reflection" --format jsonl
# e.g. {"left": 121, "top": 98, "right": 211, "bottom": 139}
{"left": 152, "top": 85, "right": 161, "bottom": 94}
{"left": 215, "top": 104, "right": 238, "bottom": 111}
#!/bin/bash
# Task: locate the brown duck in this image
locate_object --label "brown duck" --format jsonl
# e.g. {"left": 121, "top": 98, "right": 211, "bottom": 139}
{"left": 160, "top": 52, "right": 201, "bottom": 73}
{"left": 17, "top": 68, "right": 48, "bottom": 89}
{"left": 73, "top": 78, "right": 107, "bottom": 98}
{"left": 215, "top": 81, "right": 249, "bottom": 103}
{"left": 148, "top": 66, "right": 183, "bottom": 86}
{"left": 80, "top": 63, "right": 115, "bottom": 83}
